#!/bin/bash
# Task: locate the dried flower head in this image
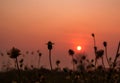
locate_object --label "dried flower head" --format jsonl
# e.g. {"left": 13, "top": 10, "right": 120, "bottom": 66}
{"left": 91, "top": 33, "right": 95, "bottom": 37}
{"left": 96, "top": 49, "right": 104, "bottom": 59}
{"left": 103, "top": 41, "right": 107, "bottom": 47}
{"left": 68, "top": 49, "right": 75, "bottom": 56}
{"left": 7, "top": 47, "right": 21, "bottom": 59}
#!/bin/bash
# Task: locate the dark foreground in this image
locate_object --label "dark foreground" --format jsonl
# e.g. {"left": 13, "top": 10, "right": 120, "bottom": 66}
{"left": 0, "top": 68, "right": 120, "bottom": 83}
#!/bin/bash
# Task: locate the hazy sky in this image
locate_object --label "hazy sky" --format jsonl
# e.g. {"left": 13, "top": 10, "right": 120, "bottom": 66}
{"left": 0, "top": 0, "right": 120, "bottom": 69}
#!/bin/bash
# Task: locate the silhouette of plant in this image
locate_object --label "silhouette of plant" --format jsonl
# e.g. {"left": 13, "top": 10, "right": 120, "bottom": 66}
{"left": 73, "top": 59, "right": 77, "bottom": 65}
{"left": 68, "top": 49, "right": 75, "bottom": 71}
{"left": 91, "top": 33, "right": 95, "bottom": 46}
{"left": 73, "top": 59, "right": 77, "bottom": 71}
{"left": 91, "top": 33, "right": 97, "bottom": 68}
{"left": 38, "top": 52, "right": 42, "bottom": 69}
{"left": 112, "top": 41, "right": 120, "bottom": 69}
{"left": 96, "top": 49, "right": 104, "bottom": 59}
{"left": 107, "top": 42, "right": 120, "bottom": 83}
{"left": 109, "top": 57, "right": 112, "bottom": 64}
{"left": 7, "top": 47, "right": 21, "bottom": 83}
{"left": 19, "top": 58, "right": 24, "bottom": 63}
{"left": 81, "top": 55, "right": 86, "bottom": 61}
{"left": 56, "top": 60, "right": 61, "bottom": 71}
{"left": 96, "top": 49, "right": 105, "bottom": 68}
{"left": 75, "top": 53, "right": 88, "bottom": 71}
{"left": 56, "top": 60, "right": 60, "bottom": 68}
{"left": 91, "top": 59, "right": 94, "bottom": 63}
{"left": 19, "top": 58, "right": 24, "bottom": 70}
{"left": 7, "top": 47, "right": 21, "bottom": 58}
{"left": 103, "top": 41, "right": 110, "bottom": 68}
{"left": 46, "top": 41, "right": 54, "bottom": 70}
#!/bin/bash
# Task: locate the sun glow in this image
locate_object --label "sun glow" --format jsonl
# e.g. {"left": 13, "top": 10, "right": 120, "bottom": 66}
{"left": 77, "top": 46, "right": 82, "bottom": 51}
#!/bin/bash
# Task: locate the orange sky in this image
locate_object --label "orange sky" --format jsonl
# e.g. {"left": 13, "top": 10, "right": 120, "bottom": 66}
{"left": 0, "top": 0, "right": 120, "bottom": 69}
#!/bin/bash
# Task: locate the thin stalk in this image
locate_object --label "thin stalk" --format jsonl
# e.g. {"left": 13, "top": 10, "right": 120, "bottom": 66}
{"left": 105, "top": 46, "right": 110, "bottom": 68}
{"left": 93, "top": 36, "right": 97, "bottom": 69}
{"left": 93, "top": 37, "right": 96, "bottom": 47}
{"left": 72, "top": 55, "right": 75, "bottom": 71}
{"left": 112, "top": 41, "right": 120, "bottom": 69}
{"left": 49, "top": 50, "right": 53, "bottom": 70}
{"left": 16, "top": 58, "right": 21, "bottom": 83}
{"left": 94, "top": 57, "right": 97, "bottom": 68}
{"left": 57, "top": 64, "right": 59, "bottom": 69}
{"left": 38, "top": 56, "right": 41, "bottom": 69}
{"left": 101, "top": 56, "right": 105, "bottom": 69}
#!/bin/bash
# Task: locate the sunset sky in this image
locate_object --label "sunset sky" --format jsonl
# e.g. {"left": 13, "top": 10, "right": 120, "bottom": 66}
{"left": 0, "top": 0, "right": 120, "bottom": 70}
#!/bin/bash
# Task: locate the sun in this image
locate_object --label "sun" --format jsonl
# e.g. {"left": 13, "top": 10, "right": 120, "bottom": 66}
{"left": 77, "top": 46, "right": 82, "bottom": 51}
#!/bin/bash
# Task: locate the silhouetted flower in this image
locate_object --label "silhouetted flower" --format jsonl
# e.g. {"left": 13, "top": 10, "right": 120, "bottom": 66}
{"left": 96, "top": 49, "right": 104, "bottom": 59}
{"left": 31, "top": 65, "right": 34, "bottom": 69}
{"left": 68, "top": 49, "right": 75, "bottom": 56}
{"left": 103, "top": 41, "right": 107, "bottom": 47}
{"left": 38, "top": 52, "right": 42, "bottom": 69}
{"left": 7, "top": 47, "right": 21, "bottom": 58}
{"left": 39, "top": 53, "right": 42, "bottom": 57}
{"left": 91, "top": 64, "right": 95, "bottom": 67}
{"left": 103, "top": 41, "right": 110, "bottom": 68}
{"left": 56, "top": 60, "right": 60, "bottom": 66}
{"left": 24, "top": 66, "right": 28, "bottom": 70}
{"left": 81, "top": 55, "right": 86, "bottom": 60}
{"left": 91, "top": 33, "right": 95, "bottom": 37}
{"left": 68, "top": 49, "right": 75, "bottom": 71}
{"left": 47, "top": 41, "right": 54, "bottom": 50}
{"left": 7, "top": 47, "right": 21, "bottom": 82}
{"left": 20, "top": 64, "right": 23, "bottom": 68}
{"left": 46, "top": 41, "right": 54, "bottom": 70}
{"left": 91, "top": 59, "right": 94, "bottom": 63}
{"left": 94, "top": 46, "right": 97, "bottom": 51}
{"left": 55, "top": 60, "right": 61, "bottom": 71}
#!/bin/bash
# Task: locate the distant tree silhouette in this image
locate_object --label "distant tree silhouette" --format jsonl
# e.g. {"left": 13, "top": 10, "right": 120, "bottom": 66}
{"left": 46, "top": 41, "right": 54, "bottom": 70}
{"left": 68, "top": 49, "right": 75, "bottom": 71}
{"left": 7, "top": 47, "right": 21, "bottom": 83}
